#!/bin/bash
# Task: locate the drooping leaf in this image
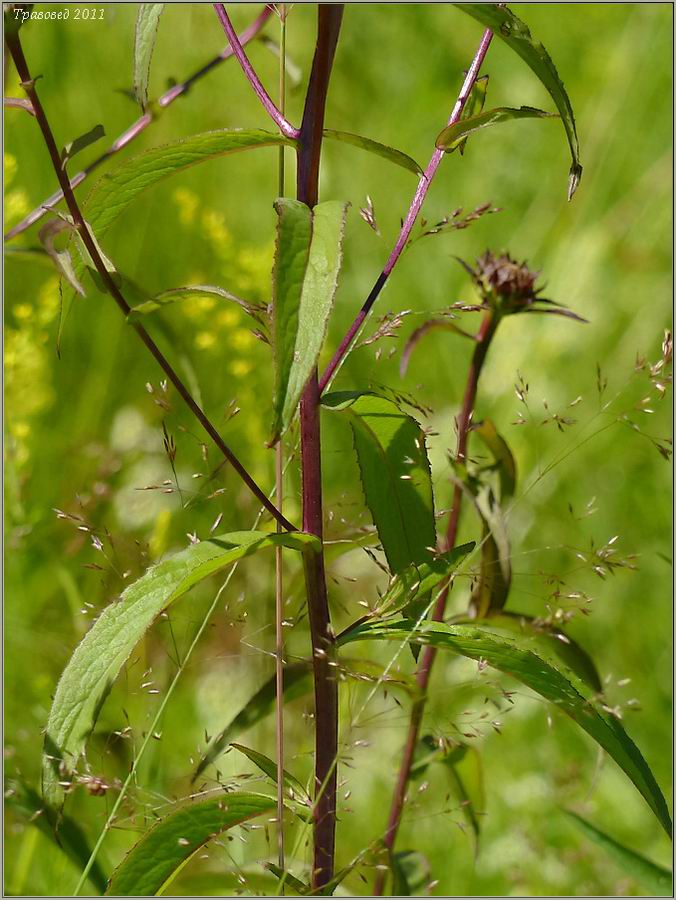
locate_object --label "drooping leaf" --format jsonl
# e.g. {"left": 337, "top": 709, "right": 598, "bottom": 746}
{"left": 468, "top": 483, "right": 511, "bottom": 617}
{"left": 400, "top": 318, "right": 476, "bottom": 377}
{"left": 339, "top": 620, "right": 672, "bottom": 836}
{"left": 5, "top": 778, "right": 107, "bottom": 893}
{"left": 230, "top": 743, "right": 311, "bottom": 806}
{"left": 133, "top": 3, "right": 165, "bottom": 111}
{"left": 453, "top": 3, "right": 582, "bottom": 198}
{"left": 566, "top": 811, "right": 672, "bottom": 895}
{"left": 271, "top": 199, "right": 348, "bottom": 443}
{"left": 127, "top": 284, "right": 268, "bottom": 334}
{"left": 456, "top": 74, "right": 489, "bottom": 155}
{"left": 323, "top": 129, "right": 423, "bottom": 176}
{"left": 322, "top": 392, "right": 436, "bottom": 574}
{"left": 43, "top": 531, "right": 319, "bottom": 810}
{"left": 105, "top": 792, "right": 276, "bottom": 895}
{"left": 61, "top": 123, "right": 105, "bottom": 167}
{"left": 436, "top": 106, "right": 556, "bottom": 153}
{"left": 38, "top": 218, "right": 86, "bottom": 298}
{"left": 473, "top": 418, "right": 517, "bottom": 500}
{"left": 194, "top": 663, "right": 313, "bottom": 782}
{"left": 451, "top": 611, "right": 603, "bottom": 694}
{"left": 59, "top": 130, "right": 296, "bottom": 341}
{"left": 391, "top": 850, "right": 430, "bottom": 896}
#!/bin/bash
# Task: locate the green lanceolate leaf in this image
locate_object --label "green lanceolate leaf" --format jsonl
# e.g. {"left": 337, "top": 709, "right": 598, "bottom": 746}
{"left": 373, "top": 542, "right": 475, "bottom": 621}
{"left": 436, "top": 106, "right": 556, "bottom": 153}
{"left": 339, "top": 620, "right": 672, "bottom": 836}
{"left": 271, "top": 198, "right": 349, "bottom": 443}
{"left": 134, "top": 3, "right": 165, "bottom": 111}
{"left": 469, "top": 483, "right": 511, "bottom": 617}
{"left": 5, "top": 778, "right": 107, "bottom": 893}
{"left": 230, "top": 742, "right": 311, "bottom": 806}
{"left": 451, "top": 611, "right": 603, "bottom": 693}
{"left": 473, "top": 418, "right": 516, "bottom": 500}
{"left": 43, "top": 531, "right": 319, "bottom": 811}
{"left": 322, "top": 392, "right": 437, "bottom": 575}
{"left": 59, "top": 130, "right": 296, "bottom": 343}
{"left": 456, "top": 74, "right": 489, "bottom": 155}
{"left": 128, "top": 284, "right": 268, "bottom": 335}
{"left": 105, "top": 792, "right": 276, "bottom": 895}
{"left": 323, "top": 129, "right": 423, "bottom": 176}
{"left": 565, "top": 811, "right": 672, "bottom": 896}
{"left": 453, "top": 3, "right": 582, "bottom": 198}
{"left": 61, "top": 123, "right": 105, "bottom": 167}
{"left": 193, "top": 663, "right": 313, "bottom": 782}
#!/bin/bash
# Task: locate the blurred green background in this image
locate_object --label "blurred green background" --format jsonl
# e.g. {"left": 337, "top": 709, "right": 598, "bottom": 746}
{"left": 4, "top": 3, "right": 672, "bottom": 896}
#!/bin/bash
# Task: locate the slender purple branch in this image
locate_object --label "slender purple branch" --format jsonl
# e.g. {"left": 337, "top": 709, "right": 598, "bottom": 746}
{"left": 318, "top": 27, "right": 494, "bottom": 393}
{"left": 213, "top": 3, "right": 300, "bottom": 139}
{"left": 4, "top": 5, "right": 274, "bottom": 241}
{"left": 5, "top": 28, "right": 296, "bottom": 535}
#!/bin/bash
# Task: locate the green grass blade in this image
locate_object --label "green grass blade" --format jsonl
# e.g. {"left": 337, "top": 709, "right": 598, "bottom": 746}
{"left": 322, "top": 129, "right": 423, "bottom": 176}
{"left": 436, "top": 106, "right": 556, "bottom": 152}
{"left": 134, "top": 3, "right": 165, "bottom": 111}
{"left": 59, "top": 129, "right": 296, "bottom": 344}
{"left": 104, "top": 792, "right": 276, "bottom": 896}
{"left": 43, "top": 531, "right": 319, "bottom": 811}
{"left": 230, "top": 742, "right": 311, "bottom": 806}
{"left": 566, "top": 810, "right": 672, "bottom": 896}
{"left": 453, "top": 3, "right": 582, "bottom": 198}
{"left": 322, "top": 392, "right": 436, "bottom": 575}
{"left": 339, "top": 620, "right": 672, "bottom": 836}
{"left": 271, "top": 199, "right": 349, "bottom": 443}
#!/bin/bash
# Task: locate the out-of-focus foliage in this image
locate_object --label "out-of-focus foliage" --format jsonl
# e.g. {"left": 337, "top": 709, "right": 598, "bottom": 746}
{"left": 4, "top": 4, "right": 671, "bottom": 896}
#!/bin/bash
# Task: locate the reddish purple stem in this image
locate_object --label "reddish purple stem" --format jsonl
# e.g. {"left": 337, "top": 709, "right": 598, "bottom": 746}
{"left": 4, "top": 5, "right": 274, "bottom": 241}
{"left": 213, "top": 3, "right": 300, "bottom": 140}
{"left": 318, "top": 26, "right": 494, "bottom": 393}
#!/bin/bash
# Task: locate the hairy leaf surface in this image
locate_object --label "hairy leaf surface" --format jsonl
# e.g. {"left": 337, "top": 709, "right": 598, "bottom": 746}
{"left": 271, "top": 199, "right": 348, "bottom": 443}
{"left": 44, "top": 531, "right": 319, "bottom": 809}
{"left": 453, "top": 3, "right": 582, "bottom": 197}
{"left": 339, "top": 620, "right": 671, "bottom": 835}
{"left": 322, "top": 392, "right": 436, "bottom": 574}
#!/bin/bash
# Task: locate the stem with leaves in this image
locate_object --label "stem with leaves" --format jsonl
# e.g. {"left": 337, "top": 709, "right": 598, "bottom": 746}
{"left": 373, "top": 309, "right": 498, "bottom": 895}
{"left": 4, "top": 5, "right": 274, "bottom": 241}
{"left": 318, "top": 26, "right": 494, "bottom": 393}
{"left": 214, "top": 2, "right": 344, "bottom": 885}
{"left": 4, "top": 26, "right": 294, "bottom": 534}
{"left": 295, "top": 8, "right": 344, "bottom": 888}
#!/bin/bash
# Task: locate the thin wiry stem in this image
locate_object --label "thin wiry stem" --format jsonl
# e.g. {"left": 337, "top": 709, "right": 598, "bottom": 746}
{"left": 373, "top": 310, "right": 498, "bottom": 896}
{"left": 213, "top": 2, "right": 300, "bottom": 139}
{"left": 318, "top": 27, "right": 494, "bottom": 393}
{"left": 5, "top": 29, "right": 295, "bottom": 534}
{"left": 4, "top": 5, "right": 274, "bottom": 241}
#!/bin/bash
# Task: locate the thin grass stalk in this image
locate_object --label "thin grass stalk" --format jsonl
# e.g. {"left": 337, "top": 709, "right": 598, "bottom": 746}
{"left": 4, "top": 28, "right": 294, "bottom": 534}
